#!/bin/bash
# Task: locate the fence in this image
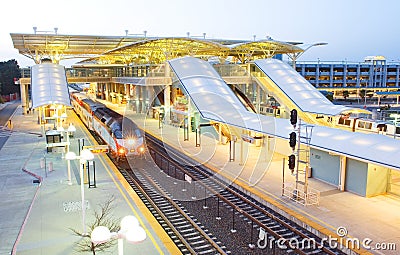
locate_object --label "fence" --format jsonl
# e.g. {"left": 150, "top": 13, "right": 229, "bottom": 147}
{"left": 282, "top": 182, "right": 320, "bottom": 206}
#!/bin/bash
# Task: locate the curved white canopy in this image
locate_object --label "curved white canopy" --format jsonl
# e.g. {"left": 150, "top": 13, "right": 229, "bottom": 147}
{"left": 31, "top": 63, "right": 71, "bottom": 109}
{"left": 168, "top": 56, "right": 400, "bottom": 170}
{"left": 254, "top": 59, "right": 368, "bottom": 116}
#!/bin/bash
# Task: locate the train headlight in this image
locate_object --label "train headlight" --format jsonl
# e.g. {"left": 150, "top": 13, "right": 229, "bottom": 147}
{"left": 138, "top": 146, "right": 145, "bottom": 153}
{"left": 118, "top": 148, "right": 126, "bottom": 155}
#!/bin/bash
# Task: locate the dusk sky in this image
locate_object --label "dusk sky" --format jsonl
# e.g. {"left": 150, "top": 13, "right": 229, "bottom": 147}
{"left": 1, "top": 0, "right": 399, "bottom": 67}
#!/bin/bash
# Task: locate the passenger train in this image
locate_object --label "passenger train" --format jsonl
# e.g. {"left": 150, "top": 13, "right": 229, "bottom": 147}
{"left": 258, "top": 102, "right": 400, "bottom": 137}
{"left": 335, "top": 115, "right": 400, "bottom": 136}
{"left": 70, "top": 92, "right": 145, "bottom": 157}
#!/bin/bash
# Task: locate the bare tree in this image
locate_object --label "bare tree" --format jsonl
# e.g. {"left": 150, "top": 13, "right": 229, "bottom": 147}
{"left": 70, "top": 196, "right": 121, "bottom": 255}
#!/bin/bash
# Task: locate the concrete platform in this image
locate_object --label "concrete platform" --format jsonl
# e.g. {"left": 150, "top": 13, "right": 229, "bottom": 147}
{"left": 116, "top": 104, "right": 400, "bottom": 255}
{"left": 0, "top": 105, "right": 179, "bottom": 255}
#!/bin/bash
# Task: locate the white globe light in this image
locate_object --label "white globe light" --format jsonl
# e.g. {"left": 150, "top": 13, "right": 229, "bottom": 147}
{"left": 65, "top": 151, "right": 77, "bottom": 160}
{"left": 120, "top": 215, "right": 139, "bottom": 232}
{"left": 91, "top": 226, "right": 111, "bottom": 245}
{"left": 125, "top": 226, "right": 146, "bottom": 243}
{"left": 67, "top": 124, "right": 76, "bottom": 132}
{"left": 80, "top": 149, "right": 94, "bottom": 160}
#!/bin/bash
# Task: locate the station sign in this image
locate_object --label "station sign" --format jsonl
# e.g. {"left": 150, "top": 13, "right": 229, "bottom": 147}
{"left": 83, "top": 145, "right": 109, "bottom": 153}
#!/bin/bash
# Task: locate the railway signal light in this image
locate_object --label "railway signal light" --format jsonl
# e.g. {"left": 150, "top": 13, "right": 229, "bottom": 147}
{"left": 289, "top": 132, "right": 296, "bottom": 150}
{"left": 290, "top": 109, "right": 297, "bottom": 127}
{"left": 288, "top": 154, "right": 296, "bottom": 173}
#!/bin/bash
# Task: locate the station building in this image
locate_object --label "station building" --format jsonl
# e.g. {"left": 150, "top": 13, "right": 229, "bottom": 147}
{"left": 10, "top": 32, "right": 400, "bottom": 199}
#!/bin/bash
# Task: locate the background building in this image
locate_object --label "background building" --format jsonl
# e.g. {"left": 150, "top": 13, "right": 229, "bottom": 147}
{"left": 295, "top": 56, "right": 400, "bottom": 102}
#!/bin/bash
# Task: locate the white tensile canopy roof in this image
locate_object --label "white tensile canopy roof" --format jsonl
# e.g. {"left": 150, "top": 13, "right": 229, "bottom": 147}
{"left": 168, "top": 56, "right": 400, "bottom": 170}
{"left": 31, "top": 63, "right": 71, "bottom": 109}
{"left": 254, "top": 58, "right": 367, "bottom": 116}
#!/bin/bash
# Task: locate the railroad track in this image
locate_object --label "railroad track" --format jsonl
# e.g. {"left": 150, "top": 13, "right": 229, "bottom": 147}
{"left": 118, "top": 166, "right": 229, "bottom": 254}
{"left": 143, "top": 132, "right": 346, "bottom": 255}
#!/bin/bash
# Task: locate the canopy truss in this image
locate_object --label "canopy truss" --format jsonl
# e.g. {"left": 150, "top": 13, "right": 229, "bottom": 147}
{"left": 10, "top": 33, "right": 144, "bottom": 64}
{"left": 10, "top": 33, "right": 303, "bottom": 65}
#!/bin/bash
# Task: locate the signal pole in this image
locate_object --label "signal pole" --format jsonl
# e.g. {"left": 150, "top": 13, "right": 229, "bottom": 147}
{"left": 288, "top": 109, "right": 314, "bottom": 202}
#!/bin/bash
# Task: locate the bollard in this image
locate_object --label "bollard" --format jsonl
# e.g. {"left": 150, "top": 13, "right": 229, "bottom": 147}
{"left": 48, "top": 162, "right": 53, "bottom": 172}
{"left": 40, "top": 158, "right": 45, "bottom": 168}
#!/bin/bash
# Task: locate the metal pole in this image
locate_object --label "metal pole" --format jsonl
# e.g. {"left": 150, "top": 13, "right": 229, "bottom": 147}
{"left": 295, "top": 118, "right": 301, "bottom": 199}
{"left": 182, "top": 176, "right": 186, "bottom": 192}
{"left": 249, "top": 222, "right": 255, "bottom": 249}
{"left": 195, "top": 128, "right": 198, "bottom": 146}
{"left": 282, "top": 157, "right": 285, "bottom": 196}
{"left": 195, "top": 128, "right": 201, "bottom": 147}
{"left": 229, "top": 139, "right": 235, "bottom": 162}
{"left": 67, "top": 132, "right": 72, "bottom": 185}
{"left": 80, "top": 160, "right": 87, "bottom": 235}
{"left": 44, "top": 153, "right": 47, "bottom": 178}
{"left": 240, "top": 135, "right": 244, "bottom": 166}
{"left": 184, "top": 117, "right": 188, "bottom": 141}
{"left": 93, "top": 161, "right": 96, "bottom": 188}
{"left": 198, "top": 127, "right": 201, "bottom": 146}
{"left": 231, "top": 208, "right": 236, "bottom": 233}
{"left": 192, "top": 182, "right": 196, "bottom": 200}
{"left": 118, "top": 238, "right": 124, "bottom": 255}
{"left": 216, "top": 196, "right": 221, "bottom": 220}
{"left": 67, "top": 160, "right": 72, "bottom": 185}
{"left": 203, "top": 187, "right": 208, "bottom": 209}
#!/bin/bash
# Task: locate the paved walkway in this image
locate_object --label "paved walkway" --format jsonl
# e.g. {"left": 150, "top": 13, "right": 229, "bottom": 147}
{"left": 114, "top": 103, "right": 399, "bottom": 255}
{"left": 0, "top": 105, "right": 179, "bottom": 255}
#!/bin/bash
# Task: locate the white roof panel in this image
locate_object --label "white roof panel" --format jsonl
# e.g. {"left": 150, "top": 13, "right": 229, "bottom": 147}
{"left": 169, "top": 57, "right": 275, "bottom": 134}
{"left": 31, "top": 63, "right": 71, "bottom": 109}
{"left": 254, "top": 59, "right": 354, "bottom": 116}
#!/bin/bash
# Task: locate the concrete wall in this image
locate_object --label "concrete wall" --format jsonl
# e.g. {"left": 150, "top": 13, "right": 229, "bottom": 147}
{"left": 310, "top": 149, "right": 340, "bottom": 185}
{"left": 366, "top": 164, "right": 389, "bottom": 197}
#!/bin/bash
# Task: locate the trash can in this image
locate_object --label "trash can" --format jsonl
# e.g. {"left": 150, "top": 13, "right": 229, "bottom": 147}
{"left": 306, "top": 166, "right": 312, "bottom": 178}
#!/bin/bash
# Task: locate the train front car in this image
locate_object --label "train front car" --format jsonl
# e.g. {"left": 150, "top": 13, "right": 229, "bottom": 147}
{"left": 118, "top": 117, "right": 145, "bottom": 157}
{"left": 98, "top": 107, "right": 145, "bottom": 158}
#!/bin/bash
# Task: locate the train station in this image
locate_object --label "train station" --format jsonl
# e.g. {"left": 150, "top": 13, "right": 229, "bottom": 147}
{"left": 1, "top": 32, "right": 399, "bottom": 254}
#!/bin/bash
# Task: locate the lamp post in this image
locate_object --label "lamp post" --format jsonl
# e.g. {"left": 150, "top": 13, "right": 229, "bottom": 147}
{"left": 64, "top": 124, "right": 76, "bottom": 185}
{"left": 287, "top": 42, "right": 328, "bottom": 69}
{"left": 65, "top": 148, "right": 94, "bottom": 235}
{"left": 91, "top": 215, "right": 146, "bottom": 255}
